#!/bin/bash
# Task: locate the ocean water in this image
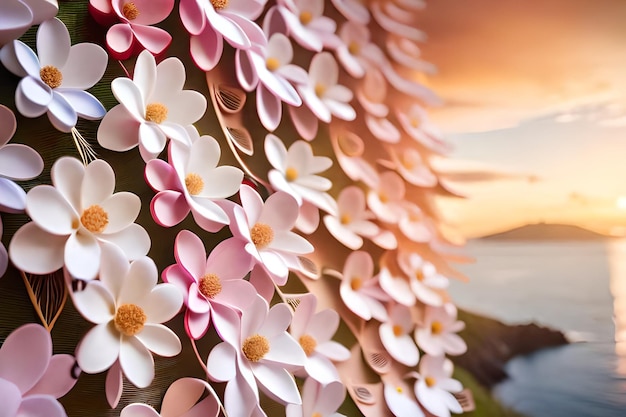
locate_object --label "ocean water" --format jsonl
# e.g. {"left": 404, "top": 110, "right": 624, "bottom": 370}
{"left": 448, "top": 238, "right": 626, "bottom": 417}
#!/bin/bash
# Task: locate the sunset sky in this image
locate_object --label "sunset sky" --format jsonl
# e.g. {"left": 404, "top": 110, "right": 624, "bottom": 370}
{"left": 413, "top": 0, "right": 626, "bottom": 238}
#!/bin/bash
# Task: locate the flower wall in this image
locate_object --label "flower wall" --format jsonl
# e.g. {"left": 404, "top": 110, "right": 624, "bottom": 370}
{"left": 0, "top": 0, "right": 469, "bottom": 416}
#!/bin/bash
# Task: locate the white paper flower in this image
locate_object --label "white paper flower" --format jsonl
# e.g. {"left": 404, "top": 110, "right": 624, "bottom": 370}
{"left": 323, "top": 186, "right": 379, "bottom": 250}
{"left": 397, "top": 104, "right": 450, "bottom": 154}
{"left": 415, "top": 304, "right": 467, "bottom": 357}
{"left": 378, "top": 267, "right": 415, "bottom": 307}
{"left": 367, "top": 171, "right": 406, "bottom": 224}
{"left": 97, "top": 50, "right": 207, "bottom": 161}
{"left": 286, "top": 378, "right": 346, "bottom": 417}
{"left": 398, "top": 202, "right": 434, "bottom": 243}
{"left": 9, "top": 157, "right": 150, "bottom": 280}
{"left": 265, "top": 134, "right": 337, "bottom": 216}
{"left": 411, "top": 355, "right": 463, "bottom": 417}
{"left": 335, "top": 21, "right": 381, "bottom": 78}
{"left": 207, "top": 296, "right": 306, "bottom": 416}
{"left": 290, "top": 294, "right": 349, "bottom": 383}
{"left": 339, "top": 251, "right": 388, "bottom": 321}
{"left": 398, "top": 252, "right": 448, "bottom": 307}
{"left": 330, "top": 0, "right": 369, "bottom": 24}
{"left": 0, "top": 0, "right": 58, "bottom": 46}
{"left": 275, "top": 0, "right": 339, "bottom": 52}
{"left": 0, "top": 18, "right": 107, "bottom": 132}
{"left": 73, "top": 244, "right": 183, "bottom": 388}
{"left": 379, "top": 304, "right": 419, "bottom": 367}
{"left": 383, "top": 378, "right": 425, "bottom": 417}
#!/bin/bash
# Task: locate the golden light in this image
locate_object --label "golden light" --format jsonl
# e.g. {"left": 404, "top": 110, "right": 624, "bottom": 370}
{"left": 617, "top": 196, "right": 626, "bottom": 210}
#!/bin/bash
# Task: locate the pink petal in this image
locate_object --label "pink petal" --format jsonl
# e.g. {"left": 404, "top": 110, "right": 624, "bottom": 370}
{"left": 145, "top": 158, "right": 177, "bottom": 191}
{"left": 379, "top": 269, "right": 415, "bottom": 306}
{"left": 0, "top": 144, "right": 43, "bottom": 180}
{"left": 288, "top": 103, "right": 318, "bottom": 141}
{"left": 185, "top": 310, "right": 211, "bottom": 340}
{"left": 105, "top": 361, "right": 123, "bottom": 408}
{"left": 307, "top": 309, "right": 338, "bottom": 342}
{"left": 224, "top": 373, "right": 258, "bottom": 417}
{"left": 0, "top": 324, "right": 51, "bottom": 394}
{"left": 315, "top": 341, "right": 350, "bottom": 361}
{"left": 97, "top": 105, "right": 141, "bottom": 152}
{"left": 189, "top": 27, "right": 223, "bottom": 71}
{"left": 132, "top": 24, "right": 172, "bottom": 55}
{"left": 206, "top": 342, "right": 236, "bottom": 382}
{"left": 151, "top": 190, "right": 190, "bottom": 227}
{"left": 174, "top": 230, "right": 206, "bottom": 279}
{"left": 119, "top": 336, "right": 154, "bottom": 388}
{"left": 249, "top": 265, "right": 275, "bottom": 304}
{"left": 9, "top": 222, "right": 65, "bottom": 275}
{"left": 261, "top": 303, "right": 292, "bottom": 337}
{"left": 120, "top": 403, "right": 160, "bottom": 417}
{"left": 180, "top": 0, "right": 206, "bottom": 35}
{"left": 259, "top": 191, "right": 299, "bottom": 231}
{"left": 76, "top": 323, "right": 120, "bottom": 374}
{"left": 161, "top": 378, "right": 217, "bottom": 417}
{"left": 17, "top": 395, "right": 66, "bottom": 417}
{"left": 239, "top": 184, "right": 264, "bottom": 224}
{"left": 208, "top": 9, "right": 250, "bottom": 49}
{"left": 106, "top": 23, "right": 135, "bottom": 56}
{"left": 207, "top": 238, "right": 254, "bottom": 281}
{"left": 257, "top": 83, "right": 282, "bottom": 131}
{"left": 25, "top": 354, "right": 78, "bottom": 398}
{"left": 129, "top": 0, "right": 174, "bottom": 25}
{"left": 0, "top": 378, "right": 21, "bottom": 416}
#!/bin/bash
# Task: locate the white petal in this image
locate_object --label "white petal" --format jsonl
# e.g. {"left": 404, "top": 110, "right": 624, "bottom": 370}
{"left": 65, "top": 231, "right": 101, "bottom": 280}
{"left": 76, "top": 322, "right": 120, "bottom": 374}
{"left": 73, "top": 280, "right": 115, "bottom": 324}
{"left": 8, "top": 222, "right": 66, "bottom": 274}
{"left": 206, "top": 342, "right": 237, "bottom": 382}
{"left": 119, "top": 336, "right": 155, "bottom": 388}
{"left": 135, "top": 324, "right": 181, "bottom": 357}
{"left": 26, "top": 185, "right": 75, "bottom": 235}
{"left": 253, "top": 363, "right": 302, "bottom": 405}
{"left": 111, "top": 78, "right": 146, "bottom": 122}
{"left": 36, "top": 18, "right": 70, "bottom": 68}
{"left": 60, "top": 43, "right": 108, "bottom": 89}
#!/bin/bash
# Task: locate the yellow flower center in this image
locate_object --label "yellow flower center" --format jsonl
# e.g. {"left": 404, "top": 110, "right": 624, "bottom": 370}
{"left": 314, "top": 83, "right": 326, "bottom": 98}
{"left": 40, "top": 65, "right": 62, "bottom": 89}
{"left": 416, "top": 270, "right": 425, "bottom": 282}
{"left": 285, "top": 167, "right": 298, "bottom": 182}
{"left": 410, "top": 117, "right": 421, "bottom": 128}
{"left": 392, "top": 325, "right": 404, "bottom": 337}
{"left": 266, "top": 57, "right": 280, "bottom": 71}
{"left": 299, "top": 334, "right": 317, "bottom": 356}
{"left": 250, "top": 223, "right": 274, "bottom": 249}
{"left": 211, "top": 0, "right": 228, "bottom": 9}
{"left": 299, "top": 11, "right": 313, "bottom": 25}
{"left": 185, "top": 173, "right": 204, "bottom": 195}
{"left": 312, "top": 413, "right": 322, "bottom": 417}
{"left": 340, "top": 214, "right": 352, "bottom": 225}
{"left": 145, "top": 103, "right": 168, "bottom": 124}
{"left": 402, "top": 153, "right": 416, "bottom": 170}
{"left": 242, "top": 334, "right": 270, "bottom": 362}
{"left": 431, "top": 321, "right": 443, "bottom": 335}
{"left": 348, "top": 41, "right": 360, "bottom": 55}
{"left": 199, "top": 274, "right": 222, "bottom": 299}
{"left": 114, "top": 304, "right": 146, "bottom": 336}
{"left": 425, "top": 376, "right": 437, "bottom": 388}
{"left": 122, "top": 2, "right": 140, "bottom": 20}
{"left": 396, "top": 386, "right": 403, "bottom": 393}
{"left": 80, "top": 205, "right": 109, "bottom": 234}
{"left": 379, "top": 193, "right": 389, "bottom": 203}
{"left": 350, "top": 277, "right": 363, "bottom": 291}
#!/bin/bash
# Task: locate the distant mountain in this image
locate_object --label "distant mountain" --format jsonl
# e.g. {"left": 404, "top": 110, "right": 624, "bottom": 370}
{"left": 482, "top": 223, "right": 609, "bottom": 241}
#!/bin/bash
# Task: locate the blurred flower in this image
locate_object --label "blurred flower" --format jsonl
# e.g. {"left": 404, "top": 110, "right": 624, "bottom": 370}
{"left": 398, "top": 202, "right": 434, "bottom": 243}
{"left": 383, "top": 378, "right": 424, "bottom": 417}
{"left": 274, "top": 0, "right": 339, "bottom": 51}
{"left": 323, "top": 186, "right": 379, "bottom": 250}
{"left": 367, "top": 171, "right": 406, "bottom": 224}
{"left": 290, "top": 294, "right": 349, "bottom": 383}
{"left": 379, "top": 304, "right": 419, "bottom": 366}
{"left": 89, "top": 0, "right": 174, "bottom": 60}
{"left": 9, "top": 157, "right": 149, "bottom": 280}
{"left": 340, "top": 251, "right": 388, "bottom": 321}
{"left": 145, "top": 135, "right": 243, "bottom": 231}
{"left": 330, "top": 0, "right": 369, "bottom": 24}
{"left": 0, "top": 323, "right": 77, "bottom": 417}
{"left": 396, "top": 105, "right": 450, "bottom": 155}
{"left": 397, "top": 252, "right": 448, "bottom": 307}
{"left": 415, "top": 304, "right": 467, "bottom": 357}
{"left": 286, "top": 378, "right": 346, "bottom": 417}
{"left": 0, "top": 18, "right": 107, "bottom": 132}
{"left": 335, "top": 21, "right": 380, "bottom": 78}
{"left": 163, "top": 230, "right": 256, "bottom": 339}
{"left": 0, "top": 0, "right": 58, "bottom": 46}
{"left": 97, "top": 50, "right": 206, "bottom": 161}
{"left": 74, "top": 244, "right": 183, "bottom": 388}
{"left": 411, "top": 355, "right": 463, "bottom": 417}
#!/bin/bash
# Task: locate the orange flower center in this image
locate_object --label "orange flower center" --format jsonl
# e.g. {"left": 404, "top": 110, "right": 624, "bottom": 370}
{"left": 314, "top": 83, "right": 326, "bottom": 98}
{"left": 285, "top": 167, "right": 298, "bottom": 182}
{"left": 392, "top": 325, "right": 404, "bottom": 337}
{"left": 299, "top": 11, "right": 313, "bottom": 25}
{"left": 351, "top": 277, "right": 363, "bottom": 291}
{"left": 431, "top": 321, "right": 443, "bottom": 335}
{"left": 185, "top": 173, "right": 204, "bottom": 195}
{"left": 415, "top": 270, "right": 425, "bottom": 282}
{"left": 340, "top": 214, "right": 352, "bottom": 225}
{"left": 114, "top": 304, "right": 146, "bottom": 336}
{"left": 211, "top": 0, "right": 228, "bottom": 9}
{"left": 122, "top": 2, "right": 140, "bottom": 20}
{"left": 348, "top": 41, "right": 360, "bottom": 55}
{"left": 199, "top": 274, "right": 222, "bottom": 299}
{"left": 299, "top": 334, "right": 317, "bottom": 356}
{"left": 266, "top": 57, "right": 280, "bottom": 71}
{"left": 425, "top": 376, "right": 437, "bottom": 388}
{"left": 242, "top": 334, "right": 270, "bottom": 362}
{"left": 40, "top": 65, "right": 62, "bottom": 89}
{"left": 145, "top": 103, "right": 168, "bottom": 124}
{"left": 250, "top": 223, "right": 274, "bottom": 249}
{"left": 80, "top": 205, "right": 109, "bottom": 234}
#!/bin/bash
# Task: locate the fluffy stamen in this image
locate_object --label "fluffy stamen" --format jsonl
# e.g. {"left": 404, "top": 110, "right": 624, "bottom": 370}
{"left": 114, "top": 304, "right": 146, "bottom": 336}
{"left": 299, "top": 334, "right": 317, "bottom": 356}
{"left": 199, "top": 274, "right": 222, "bottom": 299}
{"left": 211, "top": 0, "right": 228, "bottom": 9}
{"left": 251, "top": 223, "right": 274, "bottom": 249}
{"left": 122, "top": 2, "right": 140, "bottom": 20}
{"left": 185, "top": 173, "right": 204, "bottom": 195}
{"left": 81, "top": 205, "right": 109, "bottom": 234}
{"left": 242, "top": 334, "right": 270, "bottom": 362}
{"left": 145, "top": 103, "right": 168, "bottom": 124}
{"left": 431, "top": 321, "right": 443, "bottom": 335}
{"left": 40, "top": 66, "right": 62, "bottom": 89}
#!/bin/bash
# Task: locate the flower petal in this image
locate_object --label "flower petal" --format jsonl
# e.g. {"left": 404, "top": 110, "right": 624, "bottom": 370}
{"left": 0, "top": 378, "right": 21, "bottom": 416}
{"left": 73, "top": 280, "right": 115, "bottom": 324}
{"left": 140, "top": 284, "right": 183, "bottom": 324}
{"left": 0, "top": 144, "right": 43, "bottom": 180}
{"left": 120, "top": 403, "right": 160, "bottom": 417}
{"left": 82, "top": 159, "right": 115, "bottom": 208}
{"left": 0, "top": 324, "right": 51, "bottom": 394}
{"left": 17, "top": 395, "right": 67, "bottom": 417}
{"left": 37, "top": 18, "right": 70, "bottom": 68}
{"left": 97, "top": 104, "right": 141, "bottom": 152}
{"left": 9, "top": 222, "right": 66, "bottom": 275}
{"left": 118, "top": 256, "right": 157, "bottom": 304}
{"left": 99, "top": 223, "right": 151, "bottom": 261}
{"left": 65, "top": 231, "right": 101, "bottom": 280}
{"left": 206, "top": 342, "right": 237, "bottom": 382}
{"left": 111, "top": 77, "right": 146, "bottom": 122}
{"left": 189, "top": 27, "right": 223, "bottom": 71}
{"left": 76, "top": 322, "right": 120, "bottom": 374}
{"left": 61, "top": 44, "right": 107, "bottom": 90}
{"left": 106, "top": 23, "right": 134, "bottom": 57}
{"left": 25, "top": 185, "right": 75, "bottom": 235}
{"left": 25, "top": 354, "right": 79, "bottom": 398}
{"left": 253, "top": 363, "right": 301, "bottom": 405}
{"left": 119, "top": 336, "right": 155, "bottom": 388}
{"left": 174, "top": 229, "right": 207, "bottom": 279}
{"left": 135, "top": 324, "right": 181, "bottom": 357}
{"left": 47, "top": 91, "right": 78, "bottom": 132}
{"left": 55, "top": 89, "right": 106, "bottom": 120}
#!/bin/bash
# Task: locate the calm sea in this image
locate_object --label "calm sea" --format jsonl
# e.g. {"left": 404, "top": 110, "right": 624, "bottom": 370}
{"left": 448, "top": 238, "right": 626, "bottom": 417}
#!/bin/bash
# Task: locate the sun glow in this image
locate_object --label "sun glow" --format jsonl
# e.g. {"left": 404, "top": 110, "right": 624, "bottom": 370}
{"left": 617, "top": 196, "right": 626, "bottom": 211}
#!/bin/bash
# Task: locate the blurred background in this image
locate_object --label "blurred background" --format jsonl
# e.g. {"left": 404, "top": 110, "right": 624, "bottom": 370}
{"left": 416, "top": 1, "right": 626, "bottom": 416}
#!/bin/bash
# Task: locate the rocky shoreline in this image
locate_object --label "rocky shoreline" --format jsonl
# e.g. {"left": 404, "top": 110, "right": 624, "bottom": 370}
{"left": 453, "top": 309, "right": 569, "bottom": 388}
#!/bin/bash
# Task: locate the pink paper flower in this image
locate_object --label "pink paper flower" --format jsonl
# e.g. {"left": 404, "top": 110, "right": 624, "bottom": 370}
{"left": 397, "top": 252, "right": 448, "bottom": 307}
{"left": 0, "top": 0, "right": 58, "bottom": 46}
{"left": 330, "top": 0, "right": 369, "bottom": 24}
{"left": 145, "top": 135, "right": 243, "bottom": 231}
{"left": 397, "top": 104, "right": 451, "bottom": 155}
{"left": 386, "top": 35, "right": 436, "bottom": 74}
{"left": 0, "top": 323, "right": 77, "bottom": 417}
{"left": 411, "top": 355, "right": 463, "bottom": 417}
{"left": 379, "top": 304, "right": 419, "bottom": 367}
{"left": 398, "top": 202, "right": 434, "bottom": 243}
{"left": 289, "top": 294, "right": 350, "bottom": 383}
{"left": 0, "top": 105, "right": 43, "bottom": 277}
{"left": 415, "top": 304, "right": 467, "bottom": 357}
{"left": 383, "top": 377, "right": 424, "bottom": 417}
{"left": 226, "top": 184, "right": 314, "bottom": 285}
{"left": 207, "top": 296, "right": 306, "bottom": 416}
{"left": 286, "top": 378, "right": 346, "bottom": 417}
{"left": 89, "top": 0, "right": 174, "bottom": 60}
{"left": 163, "top": 230, "right": 257, "bottom": 339}
{"left": 335, "top": 21, "right": 381, "bottom": 79}
{"left": 74, "top": 243, "right": 183, "bottom": 388}
{"left": 9, "top": 157, "right": 150, "bottom": 280}
{"left": 180, "top": 0, "right": 268, "bottom": 71}
{"left": 323, "top": 186, "right": 379, "bottom": 250}
{"left": 378, "top": 267, "right": 415, "bottom": 307}
{"left": 97, "top": 50, "right": 207, "bottom": 161}
{"left": 367, "top": 171, "right": 406, "bottom": 224}
{"left": 0, "top": 18, "right": 107, "bottom": 132}
{"left": 330, "top": 130, "right": 379, "bottom": 188}
{"left": 274, "top": 0, "right": 339, "bottom": 51}
{"left": 120, "top": 378, "right": 219, "bottom": 417}
{"left": 339, "top": 251, "right": 388, "bottom": 321}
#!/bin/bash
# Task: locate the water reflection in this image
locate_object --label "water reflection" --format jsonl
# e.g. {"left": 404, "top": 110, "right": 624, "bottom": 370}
{"left": 608, "top": 238, "right": 626, "bottom": 377}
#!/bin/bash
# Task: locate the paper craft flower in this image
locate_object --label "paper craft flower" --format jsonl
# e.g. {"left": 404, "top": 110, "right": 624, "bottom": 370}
{"left": 398, "top": 252, "right": 448, "bottom": 307}
{"left": 9, "top": 157, "right": 150, "bottom": 280}
{"left": 97, "top": 50, "right": 207, "bottom": 161}
{"left": 411, "top": 355, "right": 463, "bottom": 417}
{"left": 74, "top": 244, "right": 183, "bottom": 388}
{"left": 398, "top": 202, "right": 434, "bottom": 243}
{"left": 367, "top": 171, "right": 406, "bottom": 224}
{"left": 339, "top": 251, "right": 388, "bottom": 321}
{"left": 179, "top": 0, "right": 267, "bottom": 71}
{"left": 378, "top": 267, "right": 415, "bottom": 307}
{"left": 379, "top": 303, "right": 419, "bottom": 366}
{"left": 0, "top": 0, "right": 58, "bottom": 46}
{"left": 145, "top": 135, "right": 243, "bottom": 231}
{"left": 323, "top": 186, "right": 379, "bottom": 250}
{"left": 207, "top": 296, "right": 306, "bottom": 416}
{"left": 289, "top": 294, "right": 349, "bottom": 383}
{"left": 89, "top": 0, "right": 174, "bottom": 60}
{"left": 0, "top": 323, "right": 77, "bottom": 417}
{"left": 415, "top": 304, "right": 467, "bottom": 357}
{"left": 335, "top": 21, "right": 381, "bottom": 78}
{"left": 265, "top": 134, "right": 337, "bottom": 215}
{"left": 163, "top": 230, "right": 257, "bottom": 339}
{"left": 0, "top": 18, "right": 107, "bottom": 132}
{"left": 226, "top": 184, "right": 314, "bottom": 285}
{"left": 383, "top": 378, "right": 424, "bottom": 417}
{"left": 330, "top": 131, "right": 379, "bottom": 187}
{"left": 120, "top": 378, "right": 220, "bottom": 417}
{"left": 285, "top": 378, "right": 346, "bottom": 417}
{"left": 275, "top": 0, "right": 339, "bottom": 51}
{"left": 236, "top": 33, "right": 307, "bottom": 131}
{"left": 397, "top": 104, "right": 450, "bottom": 155}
